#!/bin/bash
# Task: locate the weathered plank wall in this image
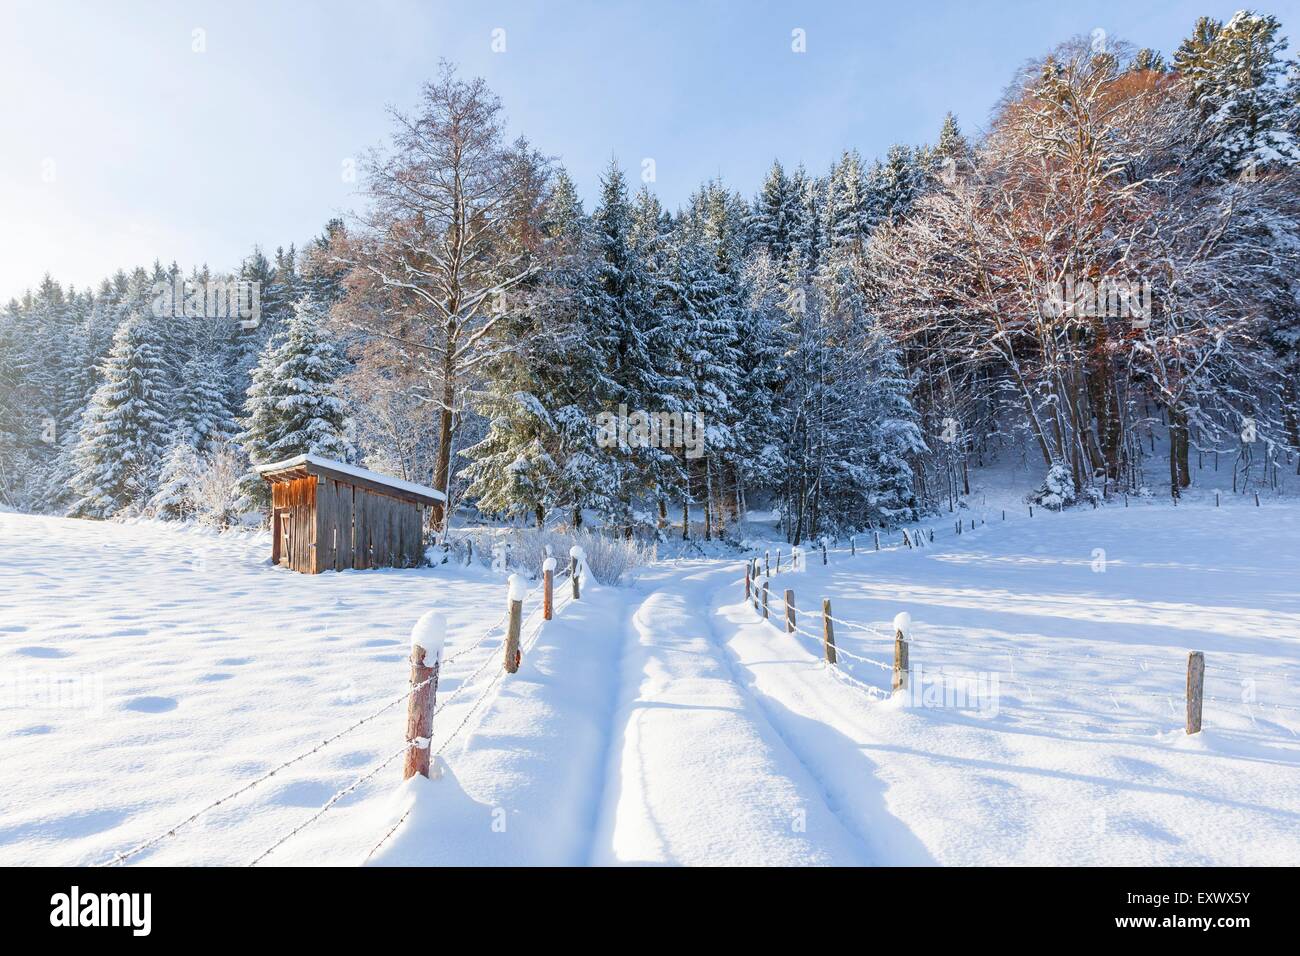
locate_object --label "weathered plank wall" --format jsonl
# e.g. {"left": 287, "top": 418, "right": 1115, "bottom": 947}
{"left": 297, "top": 478, "right": 425, "bottom": 573}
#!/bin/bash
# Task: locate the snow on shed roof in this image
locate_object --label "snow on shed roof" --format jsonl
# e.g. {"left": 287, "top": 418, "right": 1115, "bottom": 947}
{"left": 255, "top": 454, "right": 446, "bottom": 504}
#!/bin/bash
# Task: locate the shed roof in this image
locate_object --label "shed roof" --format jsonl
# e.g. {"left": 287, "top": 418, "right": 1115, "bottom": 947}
{"left": 255, "top": 454, "right": 445, "bottom": 506}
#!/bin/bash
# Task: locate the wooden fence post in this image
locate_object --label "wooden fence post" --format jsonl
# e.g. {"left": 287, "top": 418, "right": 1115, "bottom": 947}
{"left": 762, "top": 579, "right": 770, "bottom": 620}
{"left": 1029, "top": 505, "right": 1034, "bottom": 517}
{"left": 822, "top": 599, "right": 837, "bottom": 665}
{"left": 784, "top": 589, "right": 796, "bottom": 633}
{"left": 404, "top": 609, "right": 446, "bottom": 779}
{"left": 542, "top": 557, "right": 556, "bottom": 620}
{"left": 776, "top": 549, "right": 782, "bottom": 572}
{"left": 821, "top": 540, "right": 828, "bottom": 565}
{"left": 504, "top": 574, "right": 525, "bottom": 673}
{"left": 1186, "top": 651, "right": 1204, "bottom": 735}
{"left": 765, "top": 550, "right": 770, "bottom": 576}
{"left": 1216, "top": 492, "right": 1220, "bottom": 507}
{"left": 892, "top": 612, "right": 910, "bottom": 693}
{"left": 569, "top": 546, "right": 584, "bottom": 600}
{"left": 744, "top": 561, "right": 751, "bottom": 600}
{"left": 928, "top": 529, "right": 934, "bottom": 542}
{"left": 874, "top": 531, "right": 880, "bottom": 551}
{"left": 850, "top": 536, "right": 856, "bottom": 556}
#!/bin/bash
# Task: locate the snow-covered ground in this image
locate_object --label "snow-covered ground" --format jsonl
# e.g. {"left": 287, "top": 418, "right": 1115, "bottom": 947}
{"left": 2, "top": 497, "right": 1298, "bottom": 866}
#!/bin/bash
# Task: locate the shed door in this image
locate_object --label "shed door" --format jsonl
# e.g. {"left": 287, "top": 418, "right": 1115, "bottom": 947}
{"left": 277, "top": 509, "right": 292, "bottom": 566}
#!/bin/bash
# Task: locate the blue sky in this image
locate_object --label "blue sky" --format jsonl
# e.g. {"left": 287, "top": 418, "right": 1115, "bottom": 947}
{"left": 2, "top": 0, "right": 1296, "bottom": 301}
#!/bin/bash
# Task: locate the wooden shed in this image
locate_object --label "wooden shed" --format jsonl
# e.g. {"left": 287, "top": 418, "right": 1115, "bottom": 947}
{"left": 255, "top": 455, "right": 445, "bottom": 574}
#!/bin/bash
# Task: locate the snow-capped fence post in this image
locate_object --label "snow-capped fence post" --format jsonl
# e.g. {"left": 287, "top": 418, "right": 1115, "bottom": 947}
{"left": 822, "top": 599, "right": 837, "bottom": 665}
{"left": 776, "top": 549, "right": 782, "bottom": 572}
{"left": 1216, "top": 492, "right": 1220, "bottom": 507}
{"left": 744, "top": 561, "right": 751, "bottom": 601}
{"left": 765, "top": 550, "right": 770, "bottom": 576}
{"left": 821, "top": 540, "right": 828, "bottom": 565}
{"left": 1186, "top": 651, "right": 1205, "bottom": 735}
{"left": 784, "top": 589, "right": 796, "bottom": 634}
{"left": 543, "top": 557, "right": 556, "bottom": 621}
{"left": 892, "top": 613, "right": 911, "bottom": 693}
{"left": 504, "top": 574, "right": 525, "bottom": 674}
{"left": 762, "top": 578, "right": 770, "bottom": 620}
{"left": 404, "top": 609, "right": 446, "bottom": 780}
{"left": 569, "top": 545, "right": 584, "bottom": 600}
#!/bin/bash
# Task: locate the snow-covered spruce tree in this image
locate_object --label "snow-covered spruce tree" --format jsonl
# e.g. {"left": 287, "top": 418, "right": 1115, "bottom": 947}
{"left": 147, "top": 439, "right": 201, "bottom": 520}
{"left": 748, "top": 160, "right": 799, "bottom": 264}
{"left": 1027, "top": 462, "right": 1078, "bottom": 512}
{"left": 231, "top": 247, "right": 277, "bottom": 398}
{"left": 237, "top": 295, "right": 353, "bottom": 508}
{"left": 1176, "top": 11, "right": 1299, "bottom": 175}
{"left": 587, "top": 160, "right": 663, "bottom": 529}
{"left": 932, "top": 112, "right": 973, "bottom": 183}
{"left": 824, "top": 150, "right": 872, "bottom": 252}
{"left": 868, "top": 144, "right": 926, "bottom": 227}
{"left": 69, "top": 313, "right": 172, "bottom": 518}
{"left": 675, "top": 181, "right": 750, "bottom": 539}
{"left": 808, "top": 246, "right": 921, "bottom": 532}
{"left": 789, "top": 165, "right": 825, "bottom": 272}
{"left": 735, "top": 250, "right": 792, "bottom": 512}
{"left": 1132, "top": 48, "right": 1167, "bottom": 73}
{"left": 630, "top": 185, "right": 691, "bottom": 531}
{"left": 176, "top": 357, "right": 239, "bottom": 454}
{"left": 1288, "top": 57, "right": 1300, "bottom": 136}
{"left": 860, "top": 319, "right": 926, "bottom": 525}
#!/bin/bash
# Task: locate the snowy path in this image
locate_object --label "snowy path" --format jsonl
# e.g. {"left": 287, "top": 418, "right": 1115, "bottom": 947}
{"left": 590, "top": 563, "right": 871, "bottom": 865}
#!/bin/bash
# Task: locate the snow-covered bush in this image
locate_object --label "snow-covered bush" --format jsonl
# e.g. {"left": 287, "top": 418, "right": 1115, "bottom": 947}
{"left": 571, "top": 530, "right": 654, "bottom": 585}
{"left": 1026, "top": 463, "right": 1077, "bottom": 511}
{"left": 147, "top": 441, "right": 202, "bottom": 520}
{"left": 496, "top": 527, "right": 653, "bottom": 585}
{"left": 188, "top": 443, "right": 249, "bottom": 530}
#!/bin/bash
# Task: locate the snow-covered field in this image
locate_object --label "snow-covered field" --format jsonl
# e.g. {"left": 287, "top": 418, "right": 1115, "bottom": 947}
{"left": 2, "top": 499, "right": 1298, "bottom": 866}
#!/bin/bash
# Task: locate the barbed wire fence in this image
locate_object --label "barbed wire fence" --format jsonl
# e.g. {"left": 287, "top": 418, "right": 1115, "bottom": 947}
{"left": 741, "top": 504, "right": 1300, "bottom": 733}
{"left": 102, "top": 555, "right": 585, "bottom": 868}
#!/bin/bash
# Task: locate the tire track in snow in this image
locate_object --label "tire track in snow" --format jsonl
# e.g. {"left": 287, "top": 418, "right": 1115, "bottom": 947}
{"left": 704, "top": 573, "right": 937, "bottom": 865}
{"left": 589, "top": 562, "right": 870, "bottom": 866}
